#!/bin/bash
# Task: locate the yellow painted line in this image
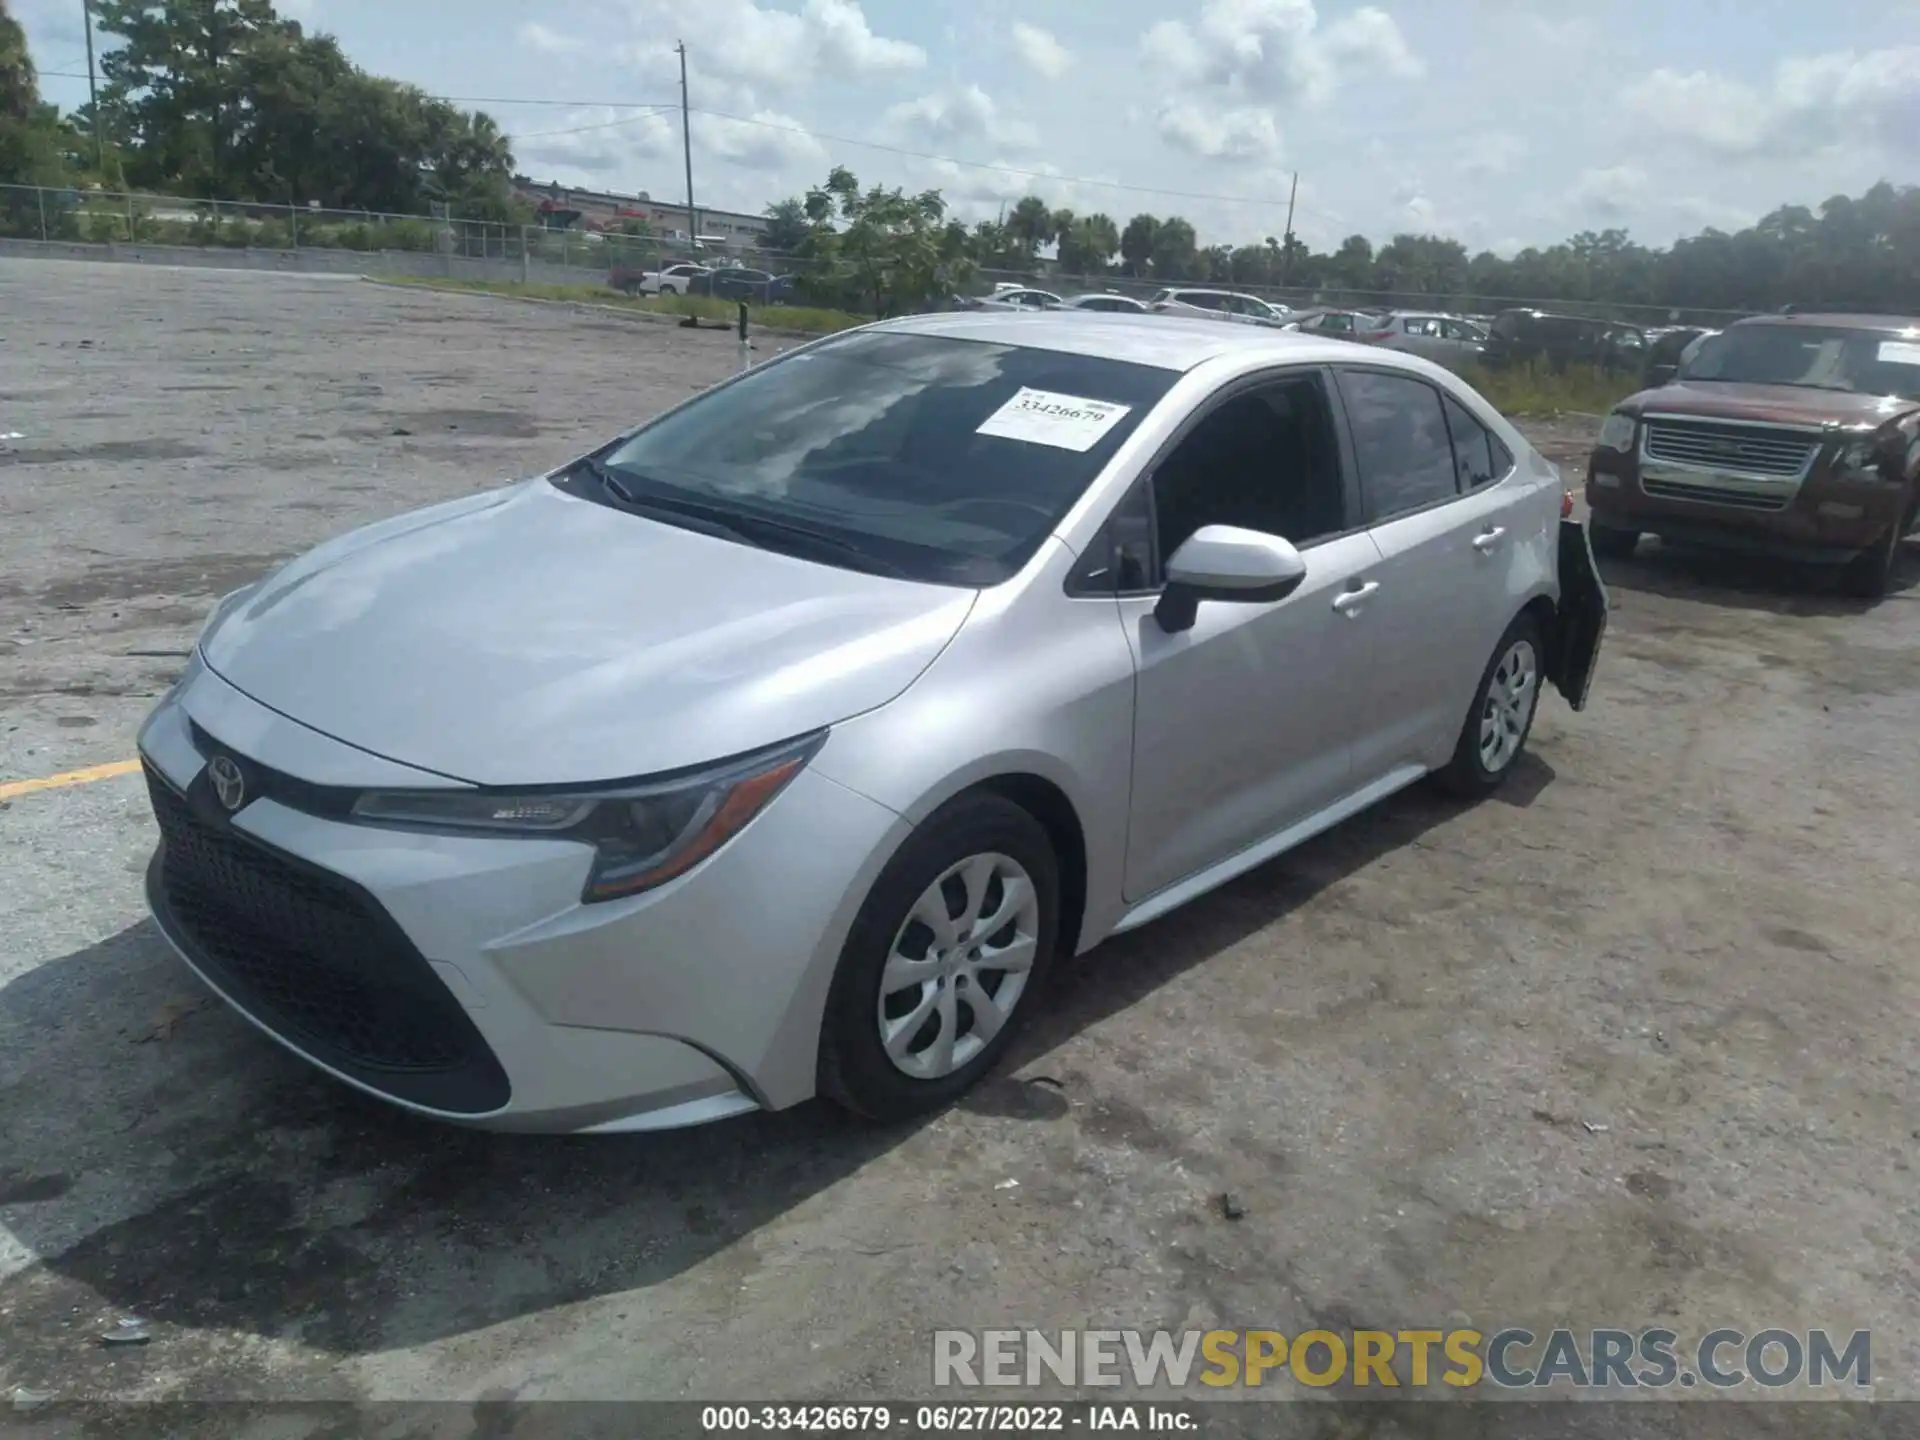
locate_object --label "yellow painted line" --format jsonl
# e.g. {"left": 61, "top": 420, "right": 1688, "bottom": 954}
{"left": 0, "top": 758, "right": 142, "bottom": 801}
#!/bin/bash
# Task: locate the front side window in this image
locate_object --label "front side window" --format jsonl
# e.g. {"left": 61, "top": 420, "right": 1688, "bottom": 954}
{"left": 1336, "top": 369, "right": 1459, "bottom": 521}
{"left": 585, "top": 332, "right": 1178, "bottom": 586}
{"left": 1150, "top": 373, "right": 1350, "bottom": 567}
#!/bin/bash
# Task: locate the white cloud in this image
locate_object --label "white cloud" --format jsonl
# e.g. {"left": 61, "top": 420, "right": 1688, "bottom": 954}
{"left": 1458, "top": 131, "right": 1528, "bottom": 178}
{"left": 1010, "top": 21, "right": 1073, "bottom": 79}
{"left": 518, "top": 21, "right": 582, "bottom": 55}
{"left": 1156, "top": 101, "right": 1283, "bottom": 160}
{"left": 1624, "top": 45, "right": 1920, "bottom": 158}
{"left": 622, "top": 0, "right": 924, "bottom": 106}
{"left": 1567, "top": 164, "right": 1651, "bottom": 219}
{"left": 1140, "top": 0, "right": 1422, "bottom": 108}
{"left": 512, "top": 109, "right": 677, "bottom": 181}
{"left": 699, "top": 110, "right": 828, "bottom": 172}
{"left": 885, "top": 85, "right": 1038, "bottom": 151}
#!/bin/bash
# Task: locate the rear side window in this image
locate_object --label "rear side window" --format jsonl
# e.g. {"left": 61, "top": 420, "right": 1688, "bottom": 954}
{"left": 1441, "top": 395, "right": 1511, "bottom": 488}
{"left": 1336, "top": 370, "right": 1460, "bottom": 521}
{"left": 1179, "top": 292, "right": 1224, "bottom": 310}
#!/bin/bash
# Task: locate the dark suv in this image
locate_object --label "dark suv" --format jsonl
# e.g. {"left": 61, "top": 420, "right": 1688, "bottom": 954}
{"left": 1484, "top": 309, "right": 1645, "bottom": 372}
{"left": 1584, "top": 312, "right": 1920, "bottom": 598}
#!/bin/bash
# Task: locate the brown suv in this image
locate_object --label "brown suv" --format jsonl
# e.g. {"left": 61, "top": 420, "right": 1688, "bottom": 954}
{"left": 1585, "top": 312, "right": 1920, "bottom": 598}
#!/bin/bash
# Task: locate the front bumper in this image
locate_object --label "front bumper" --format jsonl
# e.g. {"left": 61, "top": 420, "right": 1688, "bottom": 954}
{"left": 136, "top": 663, "right": 909, "bottom": 1133}
{"left": 1586, "top": 446, "right": 1903, "bottom": 562}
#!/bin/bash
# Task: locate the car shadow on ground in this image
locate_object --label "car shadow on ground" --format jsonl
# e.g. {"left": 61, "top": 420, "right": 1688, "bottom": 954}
{"left": 0, "top": 775, "right": 1512, "bottom": 1369}
{"left": 1598, "top": 536, "right": 1917, "bottom": 617}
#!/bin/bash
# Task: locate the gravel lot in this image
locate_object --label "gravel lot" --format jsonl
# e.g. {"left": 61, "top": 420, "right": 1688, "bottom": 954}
{"left": 2, "top": 260, "right": 1917, "bottom": 1429}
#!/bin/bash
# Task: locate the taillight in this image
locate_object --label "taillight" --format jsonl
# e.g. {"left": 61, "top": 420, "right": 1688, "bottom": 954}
{"left": 1364, "top": 329, "right": 1394, "bottom": 341}
{"left": 1562, "top": 490, "right": 1575, "bottom": 518}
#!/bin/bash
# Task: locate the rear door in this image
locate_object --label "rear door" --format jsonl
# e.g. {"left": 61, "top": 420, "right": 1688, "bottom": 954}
{"left": 1331, "top": 366, "right": 1526, "bottom": 782}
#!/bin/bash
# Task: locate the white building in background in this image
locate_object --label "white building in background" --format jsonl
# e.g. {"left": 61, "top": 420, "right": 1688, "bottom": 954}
{"left": 512, "top": 177, "right": 771, "bottom": 250}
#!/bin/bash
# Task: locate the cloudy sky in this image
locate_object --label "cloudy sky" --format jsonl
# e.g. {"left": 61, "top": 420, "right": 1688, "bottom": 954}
{"left": 14, "top": 0, "right": 1920, "bottom": 255}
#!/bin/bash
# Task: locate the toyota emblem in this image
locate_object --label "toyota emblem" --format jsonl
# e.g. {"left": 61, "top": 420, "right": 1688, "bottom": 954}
{"left": 207, "top": 754, "right": 247, "bottom": 812}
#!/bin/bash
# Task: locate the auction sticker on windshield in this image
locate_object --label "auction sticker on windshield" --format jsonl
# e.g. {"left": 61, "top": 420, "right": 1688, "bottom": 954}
{"left": 1876, "top": 340, "right": 1920, "bottom": 366}
{"left": 977, "top": 388, "right": 1133, "bottom": 452}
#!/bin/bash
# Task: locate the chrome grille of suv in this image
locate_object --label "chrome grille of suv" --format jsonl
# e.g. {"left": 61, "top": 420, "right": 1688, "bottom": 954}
{"left": 1642, "top": 419, "right": 1821, "bottom": 478}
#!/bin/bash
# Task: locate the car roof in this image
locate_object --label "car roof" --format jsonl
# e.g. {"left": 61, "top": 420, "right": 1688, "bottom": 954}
{"left": 866, "top": 310, "right": 1407, "bottom": 373}
{"left": 1731, "top": 312, "right": 1920, "bottom": 332}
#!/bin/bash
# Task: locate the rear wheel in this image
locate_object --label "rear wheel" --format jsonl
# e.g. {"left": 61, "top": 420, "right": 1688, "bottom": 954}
{"left": 1434, "top": 614, "right": 1544, "bottom": 800}
{"left": 1588, "top": 520, "right": 1640, "bottom": 560}
{"left": 818, "top": 793, "right": 1059, "bottom": 1122}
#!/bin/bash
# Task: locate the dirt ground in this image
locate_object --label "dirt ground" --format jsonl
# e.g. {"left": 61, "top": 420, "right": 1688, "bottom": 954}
{"left": 2, "top": 261, "right": 1918, "bottom": 1431}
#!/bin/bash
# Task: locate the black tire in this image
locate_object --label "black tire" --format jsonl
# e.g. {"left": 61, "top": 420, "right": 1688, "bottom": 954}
{"left": 1588, "top": 520, "right": 1640, "bottom": 560}
{"left": 1837, "top": 501, "right": 1912, "bottom": 600}
{"left": 1433, "top": 613, "right": 1546, "bottom": 800}
{"left": 818, "top": 792, "right": 1060, "bottom": 1122}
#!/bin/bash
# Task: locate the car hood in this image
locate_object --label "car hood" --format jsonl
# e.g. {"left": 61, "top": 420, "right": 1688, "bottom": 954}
{"left": 200, "top": 480, "right": 977, "bottom": 785}
{"left": 1628, "top": 382, "right": 1920, "bottom": 429}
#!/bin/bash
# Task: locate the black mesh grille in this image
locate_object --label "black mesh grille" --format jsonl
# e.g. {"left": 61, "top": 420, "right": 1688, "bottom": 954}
{"left": 145, "top": 764, "right": 509, "bottom": 1114}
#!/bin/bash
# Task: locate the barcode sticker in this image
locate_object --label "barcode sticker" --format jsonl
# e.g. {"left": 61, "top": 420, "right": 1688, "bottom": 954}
{"left": 976, "top": 387, "right": 1133, "bottom": 452}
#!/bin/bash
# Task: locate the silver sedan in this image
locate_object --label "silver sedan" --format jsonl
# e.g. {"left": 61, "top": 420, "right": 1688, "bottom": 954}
{"left": 137, "top": 313, "right": 1607, "bottom": 1133}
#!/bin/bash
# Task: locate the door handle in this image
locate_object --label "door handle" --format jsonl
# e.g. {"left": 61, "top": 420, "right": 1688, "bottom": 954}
{"left": 1332, "top": 581, "right": 1380, "bottom": 615}
{"left": 1472, "top": 526, "right": 1507, "bottom": 552}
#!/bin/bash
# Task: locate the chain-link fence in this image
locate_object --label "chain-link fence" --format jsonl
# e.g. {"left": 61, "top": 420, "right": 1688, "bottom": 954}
{"left": 0, "top": 182, "right": 1763, "bottom": 329}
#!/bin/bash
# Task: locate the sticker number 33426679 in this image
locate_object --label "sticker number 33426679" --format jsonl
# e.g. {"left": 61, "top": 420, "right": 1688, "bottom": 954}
{"left": 975, "top": 387, "right": 1133, "bottom": 453}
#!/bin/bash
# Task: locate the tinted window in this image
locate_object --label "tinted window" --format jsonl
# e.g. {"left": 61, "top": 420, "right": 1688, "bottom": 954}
{"left": 1490, "top": 312, "right": 1524, "bottom": 339}
{"left": 1681, "top": 323, "right": 1920, "bottom": 400}
{"left": 1178, "top": 292, "right": 1225, "bottom": 310}
{"left": 1441, "top": 395, "right": 1510, "bottom": 488}
{"left": 1152, "top": 375, "right": 1350, "bottom": 565}
{"left": 592, "top": 332, "right": 1177, "bottom": 586}
{"left": 1337, "top": 370, "right": 1459, "bottom": 520}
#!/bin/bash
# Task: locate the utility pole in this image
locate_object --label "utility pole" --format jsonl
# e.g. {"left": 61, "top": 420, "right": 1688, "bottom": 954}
{"left": 1281, "top": 170, "right": 1299, "bottom": 284}
{"left": 82, "top": 0, "right": 105, "bottom": 177}
{"left": 677, "top": 41, "right": 697, "bottom": 252}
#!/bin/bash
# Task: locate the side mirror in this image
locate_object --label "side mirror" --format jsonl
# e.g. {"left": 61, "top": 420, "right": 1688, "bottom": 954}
{"left": 1155, "top": 525, "right": 1308, "bottom": 634}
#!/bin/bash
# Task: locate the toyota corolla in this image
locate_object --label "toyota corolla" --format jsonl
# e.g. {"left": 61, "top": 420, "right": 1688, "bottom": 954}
{"left": 138, "top": 312, "right": 1607, "bottom": 1133}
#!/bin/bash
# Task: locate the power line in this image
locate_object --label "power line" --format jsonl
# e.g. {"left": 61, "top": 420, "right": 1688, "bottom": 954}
{"left": 506, "top": 108, "right": 675, "bottom": 141}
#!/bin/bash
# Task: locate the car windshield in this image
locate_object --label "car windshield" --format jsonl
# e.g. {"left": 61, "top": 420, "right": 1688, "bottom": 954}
{"left": 585, "top": 331, "right": 1178, "bottom": 586}
{"left": 1680, "top": 324, "right": 1920, "bottom": 400}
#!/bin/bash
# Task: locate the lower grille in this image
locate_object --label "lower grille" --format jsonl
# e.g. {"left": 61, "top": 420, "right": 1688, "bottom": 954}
{"left": 1642, "top": 477, "right": 1791, "bottom": 512}
{"left": 145, "top": 765, "right": 509, "bottom": 1114}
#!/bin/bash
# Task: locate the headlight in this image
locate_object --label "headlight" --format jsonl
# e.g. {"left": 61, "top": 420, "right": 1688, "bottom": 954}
{"left": 1835, "top": 436, "right": 1894, "bottom": 478}
{"left": 350, "top": 731, "right": 825, "bottom": 902}
{"left": 1596, "top": 411, "right": 1637, "bottom": 451}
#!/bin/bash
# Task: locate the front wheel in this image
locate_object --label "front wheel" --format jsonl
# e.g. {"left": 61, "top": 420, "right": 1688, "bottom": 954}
{"left": 1837, "top": 501, "right": 1913, "bottom": 600}
{"left": 817, "top": 793, "right": 1059, "bottom": 1122}
{"left": 1433, "top": 614, "right": 1544, "bottom": 799}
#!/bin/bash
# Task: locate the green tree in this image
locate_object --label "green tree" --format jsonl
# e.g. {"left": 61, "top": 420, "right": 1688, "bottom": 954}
{"left": 1, "top": 0, "right": 73, "bottom": 186}
{"left": 796, "top": 165, "right": 968, "bottom": 317}
{"left": 1118, "top": 213, "right": 1159, "bottom": 277}
{"left": 761, "top": 196, "right": 808, "bottom": 258}
{"left": 1150, "top": 215, "right": 1198, "bottom": 280}
{"left": 1057, "top": 212, "right": 1118, "bottom": 274}
{"left": 1004, "top": 193, "right": 1056, "bottom": 260}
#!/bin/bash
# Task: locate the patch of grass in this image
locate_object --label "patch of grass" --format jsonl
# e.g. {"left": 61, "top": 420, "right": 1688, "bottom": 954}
{"left": 372, "top": 276, "right": 864, "bottom": 336}
{"left": 1456, "top": 361, "right": 1643, "bottom": 417}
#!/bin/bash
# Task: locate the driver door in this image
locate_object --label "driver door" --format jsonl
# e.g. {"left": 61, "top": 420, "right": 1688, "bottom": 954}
{"left": 1117, "top": 368, "right": 1385, "bottom": 902}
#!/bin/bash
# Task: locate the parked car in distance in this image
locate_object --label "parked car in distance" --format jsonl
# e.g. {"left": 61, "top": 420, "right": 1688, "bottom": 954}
{"left": 138, "top": 312, "right": 1606, "bottom": 1135}
{"left": 1484, "top": 309, "right": 1646, "bottom": 373}
{"left": 1065, "top": 293, "right": 1151, "bottom": 313}
{"left": 1149, "top": 288, "right": 1293, "bottom": 328}
{"left": 609, "top": 261, "right": 711, "bottom": 296}
{"left": 1641, "top": 326, "right": 1713, "bottom": 388}
{"left": 688, "top": 267, "right": 796, "bottom": 304}
{"left": 1585, "top": 311, "right": 1920, "bottom": 598}
{"left": 968, "top": 288, "right": 1065, "bottom": 311}
{"left": 1359, "top": 312, "right": 1488, "bottom": 366}
{"left": 1280, "top": 308, "right": 1373, "bottom": 337}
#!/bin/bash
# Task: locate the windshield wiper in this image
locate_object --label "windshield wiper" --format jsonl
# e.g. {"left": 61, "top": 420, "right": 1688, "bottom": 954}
{"left": 593, "top": 477, "right": 914, "bottom": 579}
{"left": 566, "top": 453, "right": 642, "bottom": 506}
{"left": 565, "top": 456, "right": 770, "bottom": 549}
